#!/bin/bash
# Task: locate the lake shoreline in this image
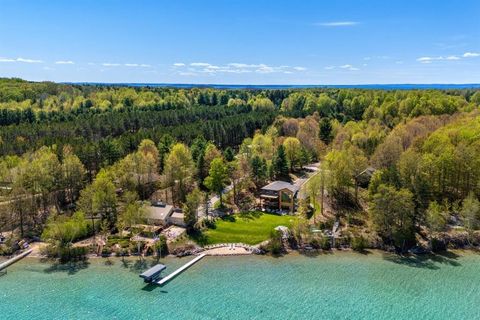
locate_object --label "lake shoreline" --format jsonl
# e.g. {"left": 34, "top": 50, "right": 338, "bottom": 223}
{"left": 4, "top": 247, "right": 478, "bottom": 266}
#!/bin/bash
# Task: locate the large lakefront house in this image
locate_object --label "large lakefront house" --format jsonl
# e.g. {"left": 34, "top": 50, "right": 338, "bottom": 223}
{"left": 260, "top": 181, "right": 299, "bottom": 213}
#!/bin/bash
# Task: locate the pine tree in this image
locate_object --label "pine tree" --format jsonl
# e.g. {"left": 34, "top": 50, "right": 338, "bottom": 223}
{"left": 272, "top": 145, "right": 289, "bottom": 181}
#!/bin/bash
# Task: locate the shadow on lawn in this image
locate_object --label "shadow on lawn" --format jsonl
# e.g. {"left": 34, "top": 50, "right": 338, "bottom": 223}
{"left": 237, "top": 211, "right": 262, "bottom": 221}
{"left": 188, "top": 229, "right": 209, "bottom": 246}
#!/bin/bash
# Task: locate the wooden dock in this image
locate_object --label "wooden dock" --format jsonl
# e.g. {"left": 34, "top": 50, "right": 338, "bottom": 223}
{"left": 156, "top": 253, "right": 206, "bottom": 285}
{"left": 0, "top": 249, "right": 33, "bottom": 272}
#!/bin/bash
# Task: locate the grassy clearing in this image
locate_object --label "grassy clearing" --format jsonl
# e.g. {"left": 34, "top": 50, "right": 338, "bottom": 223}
{"left": 199, "top": 211, "right": 297, "bottom": 245}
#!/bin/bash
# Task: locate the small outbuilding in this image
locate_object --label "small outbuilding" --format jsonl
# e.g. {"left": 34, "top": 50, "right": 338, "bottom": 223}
{"left": 168, "top": 208, "right": 186, "bottom": 227}
{"left": 355, "top": 167, "right": 376, "bottom": 188}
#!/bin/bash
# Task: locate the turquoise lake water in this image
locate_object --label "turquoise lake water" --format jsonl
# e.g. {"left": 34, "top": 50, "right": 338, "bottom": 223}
{"left": 0, "top": 251, "right": 479, "bottom": 319}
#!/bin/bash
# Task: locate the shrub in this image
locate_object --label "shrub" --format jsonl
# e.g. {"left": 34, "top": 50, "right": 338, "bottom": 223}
{"left": 101, "top": 246, "right": 112, "bottom": 257}
{"left": 309, "top": 237, "right": 322, "bottom": 249}
{"left": 0, "top": 244, "right": 14, "bottom": 256}
{"left": 153, "top": 235, "right": 168, "bottom": 257}
{"left": 351, "top": 235, "right": 368, "bottom": 252}
{"left": 115, "top": 248, "right": 129, "bottom": 257}
{"left": 266, "top": 230, "right": 284, "bottom": 255}
{"left": 321, "top": 236, "right": 331, "bottom": 250}
{"left": 430, "top": 237, "right": 447, "bottom": 252}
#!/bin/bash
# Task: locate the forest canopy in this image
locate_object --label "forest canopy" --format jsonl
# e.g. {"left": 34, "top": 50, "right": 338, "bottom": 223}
{"left": 0, "top": 77, "right": 479, "bottom": 253}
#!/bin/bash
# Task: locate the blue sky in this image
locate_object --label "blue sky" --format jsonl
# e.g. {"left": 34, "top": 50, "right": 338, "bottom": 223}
{"left": 0, "top": 0, "right": 479, "bottom": 84}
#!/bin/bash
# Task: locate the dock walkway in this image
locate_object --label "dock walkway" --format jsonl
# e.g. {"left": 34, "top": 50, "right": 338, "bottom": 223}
{"left": 156, "top": 253, "right": 206, "bottom": 285}
{"left": 0, "top": 249, "right": 33, "bottom": 272}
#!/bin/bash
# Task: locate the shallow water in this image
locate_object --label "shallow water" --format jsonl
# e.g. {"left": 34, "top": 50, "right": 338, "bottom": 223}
{"left": 0, "top": 251, "right": 479, "bottom": 319}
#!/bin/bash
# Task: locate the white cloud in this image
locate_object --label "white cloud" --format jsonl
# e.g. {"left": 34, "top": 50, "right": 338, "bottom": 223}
{"left": 55, "top": 60, "right": 74, "bottom": 65}
{"left": 125, "top": 63, "right": 151, "bottom": 67}
{"left": 228, "top": 63, "right": 261, "bottom": 68}
{"left": 463, "top": 52, "right": 480, "bottom": 58}
{"left": 16, "top": 57, "right": 43, "bottom": 63}
{"left": 339, "top": 64, "right": 359, "bottom": 71}
{"left": 315, "top": 21, "right": 359, "bottom": 27}
{"left": 190, "top": 62, "right": 211, "bottom": 67}
{"left": 256, "top": 65, "right": 275, "bottom": 73}
{"left": 325, "top": 64, "right": 359, "bottom": 71}
{"left": 178, "top": 71, "right": 197, "bottom": 76}
{"left": 416, "top": 52, "right": 479, "bottom": 63}
{"left": 173, "top": 62, "right": 186, "bottom": 67}
{"left": 417, "top": 55, "right": 460, "bottom": 63}
{"left": 446, "top": 55, "right": 460, "bottom": 60}
{"left": 0, "top": 57, "right": 43, "bottom": 63}
{"left": 101, "top": 62, "right": 151, "bottom": 67}
{"left": 293, "top": 66, "right": 307, "bottom": 71}
{"left": 176, "top": 62, "right": 305, "bottom": 75}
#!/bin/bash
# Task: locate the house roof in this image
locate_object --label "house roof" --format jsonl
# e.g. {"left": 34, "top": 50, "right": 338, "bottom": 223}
{"left": 146, "top": 202, "right": 174, "bottom": 221}
{"left": 357, "top": 166, "right": 376, "bottom": 178}
{"left": 170, "top": 211, "right": 184, "bottom": 220}
{"left": 261, "top": 181, "right": 298, "bottom": 193}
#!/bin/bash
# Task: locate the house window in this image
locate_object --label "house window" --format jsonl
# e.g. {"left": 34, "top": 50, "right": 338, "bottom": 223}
{"left": 281, "top": 192, "right": 291, "bottom": 203}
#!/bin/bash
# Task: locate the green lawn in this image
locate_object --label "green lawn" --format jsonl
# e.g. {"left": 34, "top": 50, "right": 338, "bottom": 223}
{"left": 200, "top": 211, "right": 297, "bottom": 245}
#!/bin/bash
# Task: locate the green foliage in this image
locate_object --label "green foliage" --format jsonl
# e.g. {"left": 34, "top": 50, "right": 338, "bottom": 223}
{"left": 42, "top": 211, "right": 89, "bottom": 247}
{"left": 117, "top": 196, "right": 147, "bottom": 232}
{"left": 183, "top": 188, "right": 204, "bottom": 230}
{"left": 78, "top": 169, "right": 118, "bottom": 229}
{"left": 164, "top": 143, "right": 194, "bottom": 203}
{"left": 319, "top": 118, "right": 333, "bottom": 144}
{"left": 351, "top": 235, "right": 368, "bottom": 251}
{"left": 426, "top": 201, "right": 448, "bottom": 232}
{"left": 250, "top": 155, "right": 268, "bottom": 188}
{"left": 283, "top": 137, "right": 302, "bottom": 171}
{"left": 204, "top": 157, "right": 229, "bottom": 206}
{"left": 266, "top": 230, "right": 284, "bottom": 255}
{"left": 461, "top": 192, "right": 480, "bottom": 230}
{"left": 369, "top": 184, "right": 415, "bottom": 249}
{"left": 1, "top": 78, "right": 480, "bottom": 251}
{"left": 272, "top": 145, "right": 289, "bottom": 180}
{"left": 153, "top": 235, "right": 169, "bottom": 257}
{"left": 223, "top": 147, "right": 235, "bottom": 162}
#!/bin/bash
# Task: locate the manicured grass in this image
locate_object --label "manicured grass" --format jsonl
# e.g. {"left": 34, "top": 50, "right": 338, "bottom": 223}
{"left": 201, "top": 211, "right": 297, "bottom": 245}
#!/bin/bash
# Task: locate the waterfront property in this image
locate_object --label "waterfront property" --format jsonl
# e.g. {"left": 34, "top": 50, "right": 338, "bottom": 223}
{"left": 146, "top": 201, "right": 186, "bottom": 227}
{"left": 260, "top": 181, "right": 299, "bottom": 212}
{"left": 202, "top": 212, "right": 297, "bottom": 245}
